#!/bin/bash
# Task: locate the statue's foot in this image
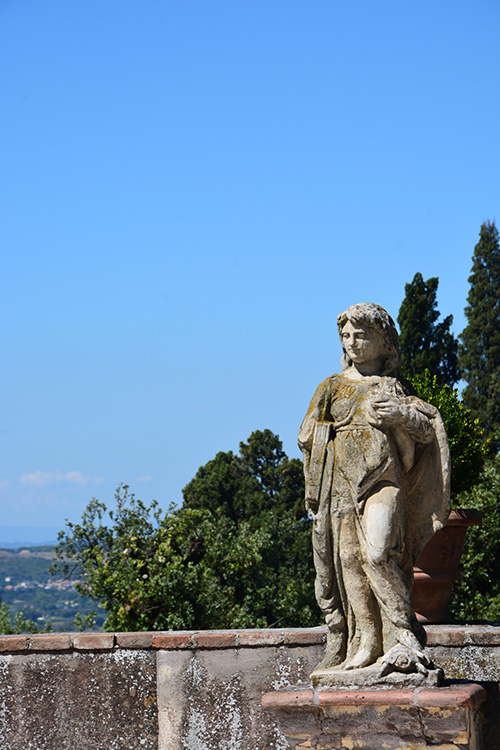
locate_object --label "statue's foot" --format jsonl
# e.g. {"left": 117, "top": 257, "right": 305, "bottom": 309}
{"left": 343, "top": 645, "right": 377, "bottom": 671}
{"left": 315, "top": 649, "right": 344, "bottom": 671}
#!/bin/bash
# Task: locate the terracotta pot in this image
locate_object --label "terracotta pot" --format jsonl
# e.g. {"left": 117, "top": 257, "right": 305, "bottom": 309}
{"left": 412, "top": 508, "right": 482, "bottom": 624}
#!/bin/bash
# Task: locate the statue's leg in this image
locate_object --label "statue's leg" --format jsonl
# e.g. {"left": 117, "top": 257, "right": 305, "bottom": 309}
{"left": 338, "top": 510, "right": 381, "bottom": 670}
{"left": 361, "top": 484, "right": 428, "bottom": 659}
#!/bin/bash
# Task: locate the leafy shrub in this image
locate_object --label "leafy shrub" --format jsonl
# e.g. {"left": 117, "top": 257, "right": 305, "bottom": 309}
{"left": 51, "top": 431, "right": 318, "bottom": 631}
{"left": 411, "top": 372, "right": 499, "bottom": 621}
{"left": 0, "top": 599, "right": 52, "bottom": 634}
{"left": 448, "top": 453, "right": 500, "bottom": 621}
{"left": 410, "top": 370, "right": 487, "bottom": 501}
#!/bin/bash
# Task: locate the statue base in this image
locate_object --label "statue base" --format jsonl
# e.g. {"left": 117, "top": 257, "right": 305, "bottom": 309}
{"left": 311, "top": 664, "right": 444, "bottom": 689}
{"left": 262, "top": 683, "right": 487, "bottom": 750}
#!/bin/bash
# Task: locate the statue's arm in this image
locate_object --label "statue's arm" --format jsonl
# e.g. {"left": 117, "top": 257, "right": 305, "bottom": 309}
{"left": 298, "top": 379, "right": 331, "bottom": 454}
{"left": 401, "top": 398, "right": 436, "bottom": 443}
{"left": 370, "top": 394, "right": 435, "bottom": 444}
{"left": 298, "top": 379, "right": 333, "bottom": 513}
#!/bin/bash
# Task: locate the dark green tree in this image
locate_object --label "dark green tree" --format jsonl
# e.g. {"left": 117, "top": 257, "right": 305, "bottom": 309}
{"left": 51, "top": 430, "right": 318, "bottom": 631}
{"left": 397, "top": 272, "right": 458, "bottom": 386}
{"left": 183, "top": 429, "right": 306, "bottom": 523}
{"left": 459, "top": 221, "right": 500, "bottom": 448}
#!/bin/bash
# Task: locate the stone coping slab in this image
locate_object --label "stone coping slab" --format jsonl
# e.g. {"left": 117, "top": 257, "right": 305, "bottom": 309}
{"left": 0, "top": 627, "right": 327, "bottom": 652}
{"left": 262, "top": 682, "right": 487, "bottom": 709}
{"left": 1, "top": 625, "right": 499, "bottom": 653}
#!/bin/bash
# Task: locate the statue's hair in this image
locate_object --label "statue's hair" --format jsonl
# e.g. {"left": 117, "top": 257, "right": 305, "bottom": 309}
{"left": 337, "top": 302, "right": 401, "bottom": 376}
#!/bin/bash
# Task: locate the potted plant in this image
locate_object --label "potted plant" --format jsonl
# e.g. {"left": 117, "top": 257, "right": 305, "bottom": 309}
{"left": 409, "top": 371, "right": 487, "bottom": 623}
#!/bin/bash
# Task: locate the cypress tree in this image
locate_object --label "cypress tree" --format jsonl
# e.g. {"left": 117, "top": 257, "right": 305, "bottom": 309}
{"left": 459, "top": 220, "right": 500, "bottom": 448}
{"left": 397, "top": 272, "right": 458, "bottom": 386}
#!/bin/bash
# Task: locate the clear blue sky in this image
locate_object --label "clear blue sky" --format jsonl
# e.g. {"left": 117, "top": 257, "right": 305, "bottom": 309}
{"left": 1, "top": 0, "right": 499, "bottom": 543}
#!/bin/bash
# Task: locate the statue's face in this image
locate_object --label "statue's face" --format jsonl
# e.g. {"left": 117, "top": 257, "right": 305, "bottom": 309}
{"left": 340, "top": 321, "right": 383, "bottom": 367}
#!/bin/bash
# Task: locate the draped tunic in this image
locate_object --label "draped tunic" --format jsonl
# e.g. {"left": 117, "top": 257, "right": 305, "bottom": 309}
{"left": 299, "top": 373, "right": 450, "bottom": 658}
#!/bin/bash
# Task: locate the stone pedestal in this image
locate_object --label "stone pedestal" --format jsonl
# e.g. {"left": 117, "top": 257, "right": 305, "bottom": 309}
{"left": 262, "top": 683, "right": 486, "bottom": 750}
{"left": 311, "top": 664, "right": 443, "bottom": 688}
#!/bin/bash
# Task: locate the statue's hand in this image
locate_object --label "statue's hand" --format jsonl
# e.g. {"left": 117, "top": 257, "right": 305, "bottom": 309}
{"left": 368, "top": 395, "right": 408, "bottom": 427}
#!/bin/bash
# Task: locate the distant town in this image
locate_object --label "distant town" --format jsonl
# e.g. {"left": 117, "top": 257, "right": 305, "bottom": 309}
{"left": 0, "top": 546, "right": 105, "bottom": 631}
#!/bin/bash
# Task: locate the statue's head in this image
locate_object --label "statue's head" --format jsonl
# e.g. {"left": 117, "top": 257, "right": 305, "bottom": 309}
{"left": 337, "top": 303, "right": 400, "bottom": 376}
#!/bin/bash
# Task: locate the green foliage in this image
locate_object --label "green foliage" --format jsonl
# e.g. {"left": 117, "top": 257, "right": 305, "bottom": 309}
{"left": 183, "top": 429, "right": 306, "bottom": 523}
{"left": 0, "top": 598, "right": 53, "bottom": 634}
{"left": 448, "top": 452, "right": 500, "bottom": 621}
{"left": 52, "top": 431, "right": 318, "bottom": 631}
{"left": 72, "top": 611, "right": 97, "bottom": 631}
{"left": 459, "top": 221, "right": 500, "bottom": 450}
{"left": 409, "top": 370, "right": 486, "bottom": 499}
{"left": 398, "top": 272, "right": 458, "bottom": 386}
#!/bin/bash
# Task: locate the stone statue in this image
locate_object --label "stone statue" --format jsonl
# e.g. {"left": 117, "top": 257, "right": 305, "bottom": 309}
{"left": 298, "top": 303, "right": 450, "bottom": 686}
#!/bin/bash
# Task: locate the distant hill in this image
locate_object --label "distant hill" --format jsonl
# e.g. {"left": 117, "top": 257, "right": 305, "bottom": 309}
{"left": 0, "top": 539, "right": 58, "bottom": 549}
{"left": 0, "top": 526, "right": 60, "bottom": 548}
{"left": 0, "top": 546, "right": 56, "bottom": 581}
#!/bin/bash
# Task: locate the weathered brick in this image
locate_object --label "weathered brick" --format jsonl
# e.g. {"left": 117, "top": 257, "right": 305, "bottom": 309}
{"left": 238, "top": 630, "right": 285, "bottom": 647}
{"left": 152, "top": 632, "right": 194, "bottom": 649}
{"left": 284, "top": 630, "right": 326, "bottom": 646}
{"left": 264, "top": 684, "right": 488, "bottom": 711}
{"left": 465, "top": 628, "right": 500, "bottom": 646}
{"left": 321, "top": 703, "right": 423, "bottom": 740}
{"left": 262, "top": 690, "right": 315, "bottom": 708}
{"left": 73, "top": 633, "right": 115, "bottom": 650}
{"left": 265, "top": 686, "right": 486, "bottom": 749}
{"left": 416, "top": 684, "right": 487, "bottom": 708}
{"left": 0, "top": 635, "right": 29, "bottom": 652}
{"left": 116, "top": 632, "right": 154, "bottom": 649}
{"left": 193, "top": 632, "right": 237, "bottom": 648}
{"left": 318, "top": 689, "right": 413, "bottom": 706}
{"left": 28, "top": 634, "right": 72, "bottom": 651}
{"left": 419, "top": 706, "right": 468, "bottom": 744}
{"left": 426, "top": 628, "right": 464, "bottom": 646}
